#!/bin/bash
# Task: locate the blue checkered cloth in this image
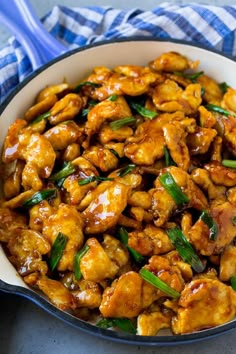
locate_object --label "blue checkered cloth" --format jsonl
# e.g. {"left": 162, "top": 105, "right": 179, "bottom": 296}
{"left": 1, "top": 3, "right": 236, "bottom": 103}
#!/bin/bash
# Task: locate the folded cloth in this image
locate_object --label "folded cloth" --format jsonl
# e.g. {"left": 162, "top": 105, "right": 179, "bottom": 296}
{"left": 0, "top": 2, "right": 236, "bottom": 103}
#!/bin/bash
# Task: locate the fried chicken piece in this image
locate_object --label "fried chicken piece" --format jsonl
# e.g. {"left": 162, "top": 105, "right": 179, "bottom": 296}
{"left": 221, "top": 87, "right": 236, "bottom": 113}
{"left": 204, "top": 161, "right": 236, "bottom": 187}
{"left": 0, "top": 207, "right": 27, "bottom": 242}
{"left": 198, "top": 105, "right": 216, "bottom": 128}
{"left": 82, "top": 145, "right": 119, "bottom": 172}
{"left": 137, "top": 306, "right": 172, "bottom": 336}
{"left": 197, "top": 74, "right": 223, "bottom": 104}
{"left": 36, "top": 83, "right": 70, "bottom": 102}
{"left": 186, "top": 127, "right": 217, "bottom": 155}
{"left": 29, "top": 200, "right": 55, "bottom": 232}
{"left": 72, "top": 280, "right": 102, "bottom": 309}
{"left": 24, "top": 94, "right": 57, "bottom": 122}
{"left": 98, "top": 125, "right": 133, "bottom": 144}
{"left": 150, "top": 51, "right": 198, "bottom": 72}
{"left": 102, "top": 234, "right": 129, "bottom": 269}
{"left": 219, "top": 245, "right": 236, "bottom": 281}
{"left": 3, "top": 160, "right": 25, "bottom": 199}
{"left": 191, "top": 168, "right": 226, "bottom": 200}
{"left": 49, "top": 93, "right": 83, "bottom": 125}
{"left": 2, "top": 119, "right": 27, "bottom": 163}
{"left": 44, "top": 121, "right": 82, "bottom": 150}
{"left": 172, "top": 278, "right": 236, "bottom": 334}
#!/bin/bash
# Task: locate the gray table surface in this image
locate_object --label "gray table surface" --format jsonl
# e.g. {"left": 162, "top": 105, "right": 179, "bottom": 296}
{"left": 0, "top": 1, "right": 235, "bottom": 353}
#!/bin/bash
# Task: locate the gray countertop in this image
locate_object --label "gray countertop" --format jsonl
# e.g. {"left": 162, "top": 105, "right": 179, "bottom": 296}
{"left": 0, "top": 1, "right": 235, "bottom": 353}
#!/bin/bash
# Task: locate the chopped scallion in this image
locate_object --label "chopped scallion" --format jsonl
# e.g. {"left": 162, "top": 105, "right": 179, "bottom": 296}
{"left": 30, "top": 111, "right": 51, "bottom": 125}
{"left": 23, "top": 189, "right": 57, "bottom": 208}
{"left": 219, "top": 82, "right": 230, "bottom": 94}
{"left": 205, "top": 103, "right": 235, "bottom": 118}
{"left": 199, "top": 210, "right": 218, "bottom": 240}
{"left": 116, "top": 164, "right": 136, "bottom": 177}
{"left": 110, "top": 117, "right": 136, "bottom": 130}
{"left": 173, "top": 71, "right": 204, "bottom": 82}
{"left": 107, "top": 94, "right": 118, "bottom": 101}
{"left": 49, "top": 232, "right": 68, "bottom": 271}
{"left": 222, "top": 160, "right": 236, "bottom": 168}
{"left": 96, "top": 318, "right": 136, "bottom": 334}
{"left": 74, "top": 81, "right": 101, "bottom": 92}
{"left": 159, "top": 172, "right": 189, "bottom": 206}
{"left": 118, "top": 227, "right": 144, "bottom": 263}
{"left": 129, "top": 101, "right": 157, "bottom": 120}
{"left": 74, "top": 244, "right": 90, "bottom": 280}
{"left": 78, "top": 176, "right": 114, "bottom": 185}
{"left": 230, "top": 275, "right": 236, "bottom": 290}
{"left": 164, "top": 146, "right": 177, "bottom": 167}
{"left": 49, "top": 162, "right": 76, "bottom": 181}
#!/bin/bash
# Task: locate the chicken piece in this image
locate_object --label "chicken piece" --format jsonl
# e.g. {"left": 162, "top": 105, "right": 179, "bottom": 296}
{"left": 219, "top": 245, "right": 236, "bottom": 281}
{"left": 82, "top": 145, "right": 119, "bottom": 172}
{"left": 83, "top": 96, "right": 132, "bottom": 147}
{"left": 151, "top": 166, "right": 208, "bottom": 226}
{"left": 198, "top": 105, "right": 216, "bottom": 128}
{"left": 128, "top": 224, "right": 174, "bottom": 256}
{"left": 130, "top": 206, "right": 146, "bottom": 222}
{"left": 104, "top": 142, "right": 125, "bottom": 158}
{"left": 1, "top": 190, "right": 35, "bottom": 209}
{"left": 7, "top": 229, "right": 51, "bottom": 277}
{"left": 48, "top": 93, "right": 82, "bottom": 125}
{"left": 117, "top": 214, "right": 142, "bottom": 230}
{"left": 197, "top": 74, "right": 223, "bottom": 104}
{"left": 172, "top": 278, "right": 236, "bottom": 334}
{"left": 102, "top": 234, "right": 129, "bottom": 269}
{"left": 227, "top": 187, "right": 236, "bottom": 205}
{"left": 163, "top": 121, "right": 190, "bottom": 171}
{"left": 152, "top": 80, "right": 202, "bottom": 115}
{"left": 165, "top": 250, "right": 193, "bottom": 281}
{"left": 204, "top": 161, "right": 236, "bottom": 187}
{"left": 80, "top": 238, "right": 119, "bottom": 282}
{"left": 62, "top": 143, "right": 81, "bottom": 162}
{"left": 42, "top": 203, "right": 84, "bottom": 271}
{"left": 3, "top": 160, "right": 25, "bottom": 199}
{"left": 137, "top": 307, "right": 172, "bottom": 336}
{"left": 72, "top": 280, "right": 102, "bottom": 309}
{"left": 191, "top": 168, "right": 226, "bottom": 200}
{"left": 2, "top": 119, "right": 27, "bottom": 163}
{"left": 150, "top": 51, "right": 198, "bottom": 72}
{"left": 0, "top": 208, "right": 27, "bottom": 242}
{"left": 181, "top": 212, "right": 192, "bottom": 237}
{"left": 99, "top": 271, "right": 143, "bottom": 318}
{"left": 98, "top": 125, "right": 133, "bottom": 144}
{"left": 36, "top": 83, "right": 70, "bottom": 102}
{"left": 37, "top": 279, "right": 76, "bottom": 311}
{"left": 44, "top": 121, "right": 82, "bottom": 150}
{"left": 63, "top": 174, "right": 97, "bottom": 206}
{"left": 221, "top": 87, "right": 236, "bottom": 114}
{"left": 82, "top": 181, "right": 130, "bottom": 234}
{"left": 29, "top": 200, "right": 55, "bottom": 232}
{"left": 186, "top": 127, "right": 217, "bottom": 155}
{"left": 189, "top": 201, "right": 236, "bottom": 256}
{"left": 114, "top": 64, "right": 159, "bottom": 78}
{"left": 211, "top": 136, "right": 222, "bottom": 162}
{"left": 83, "top": 66, "right": 112, "bottom": 85}
{"left": 128, "top": 191, "right": 152, "bottom": 209}
{"left": 24, "top": 94, "right": 57, "bottom": 122}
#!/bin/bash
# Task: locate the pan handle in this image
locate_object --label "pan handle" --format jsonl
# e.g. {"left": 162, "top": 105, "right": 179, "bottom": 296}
{"left": 0, "top": 0, "right": 67, "bottom": 70}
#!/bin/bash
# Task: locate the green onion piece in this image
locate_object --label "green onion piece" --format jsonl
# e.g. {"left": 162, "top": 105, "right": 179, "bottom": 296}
{"left": 30, "top": 111, "right": 51, "bottom": 125}
{"left": 78, "top": 176, "right": 114, "bottom": 185}
{"left": 173, "top": 71, "right": 204, "bottom": 82}
{"left": 81, "top": 108, "right": 90, "bottom": 117}
{"left": 164, "top": 146, "right": 177, "bottom": 167}
{"left": 199, "top": 210, "right": 218, "bottom": 240}
{"left": 96, "top": 318, "right": 136, "bottom": 334}
{"left": 230, "top": 275, "right": 236, "bottom": 290}
{"left": 219, "top": 82, "right": 230, "bottom": 94}
{"left": 74, "top": 81, "right": 101, "bottom": 92}
{"left": 109, "top": 149, "right": 120, "bottom": 159}
{"left": 201, "top": 87, "right": 205, "bottom": 96}
{"left": 139, "top": 268, "right": 180, "bottom": 299}
{"left": 74, "top": 244, "right": 90, "bottom": 280}
{"left": 205, "top": 103, "right": 235, "bottom": 118}
{"left": 23, "top": 189, "right": 57, "bottom": 208}
{"left": 109, "top": 117, "right": 136, "bottom": 130}
{"left": 166, "top": 227, "right": 205, "bottom": 273}
{"left": 116, "top": 164, "right": 136, "bottom": 177}
{"left": 118, "top": 227, "right": 144, "bottom": 263}
{"left": 49, "top": 162, "right": 76, "bottom": 181}
{"left": 159, "top": 172, "right": 189, "bottom": 206}
{"left": 49, "top": 232, "right": 68, "bottom": 271}
{"left": 107, "top": 94, "right": 118, "bottom": 101}
{"left": 231, "top": 216, "right": 236, "bottom": 226}
{"left": 129, "top": 101, "right": 157, "bottom": 120}
{"left": 222, "top": 160, "right": 236, "bottom": 168}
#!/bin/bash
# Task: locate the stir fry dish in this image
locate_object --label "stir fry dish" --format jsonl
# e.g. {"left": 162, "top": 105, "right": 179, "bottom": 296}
{"left": 2, "top": 51, "right": 236, "bottom": 336}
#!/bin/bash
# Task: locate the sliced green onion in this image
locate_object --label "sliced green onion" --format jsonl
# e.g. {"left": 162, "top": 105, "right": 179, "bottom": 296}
{"left": 139, "top": 268, "right": 180, "bottom": 299}
{"left": 129, "top": 101, "right": 157, "bottom": 120}
{"left": 74, "top": 81, "right": 101, "bottom": 92}
{"left": 166, "top": 227, "right": 205, "bottom": 273}
{"left": 49, "top": 162, "right": 76, "bottom": 181}
{"left": 96, "top": 318, "right": 136, "bottom": 334}
{"left": 74, "top": 244, "right": 90, "bottom": 280}
{"left": 159, "top": 172, "right": 189, "bottom": 206}
{"left": 222, "top": 160, "right": 236, "bottom": 168}
{"left": 109, "top": 149, "right": 120, "bottom": 159}
{"left": 30, "top": 111, "right": 51, "bottom": 125}
{"left": 118, "top": 227, "right": 144, "bottom": 263}
{"left": 107, "top": 94, "right": 118, "bottom": 101}
{"left": 173, "top": 71, "right": 204, "bottom": 82}
{"left": 164, "top": 146, "right": 177, "bottom": 167}
{"left": 205, "top": 103, "right": 235, "bottom": 118}
{"left": 219, "top": 82, "right": 230, "bottom": 94}
{"left": 116, "top": 164, "right": 136, "bottom": 177}
{"left": 199, "top": 210, "right": 218, "bottom": 240}
{"left": 231, "top": 216, "right": 236, "bottom": 226}
{"left": 49, "top": 232, "right": 68, "bottom": 271}
{"left": 109, "top": 117, "right": 136, "bottom": 130}
{"left": 230, "top": 275, "right": 236, "bottom": 290}
{"left": 78, "top": 176, "right": 114, "bottom": 185}
{"left": 23, "top": 189, "right": 57, "bottom": 208}
{"left": 81, "top": 108, "right": 90, "bottom": 117}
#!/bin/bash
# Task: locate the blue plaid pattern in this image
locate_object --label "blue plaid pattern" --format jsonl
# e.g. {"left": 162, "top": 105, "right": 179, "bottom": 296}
{"left": 1, "top": 3, "right": 236, "bottom": 103}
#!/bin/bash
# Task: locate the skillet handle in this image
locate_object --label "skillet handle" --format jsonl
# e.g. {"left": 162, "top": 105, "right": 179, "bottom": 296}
{"left": 0, "top": 0, "right": 67, "bottom": 69}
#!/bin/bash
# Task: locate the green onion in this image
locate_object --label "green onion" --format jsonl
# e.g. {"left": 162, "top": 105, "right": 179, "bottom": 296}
{"left": 78, "top": 176, "right": 114, "bottom": 185}
{"left": 81, "top": 108, "right": 90, "bottom": 117}
{"left": 49, "top": 232, "right": 68, "bottom": 271}
{"left": 199, "top": 210, "right": 218, "bottom": 240}
{"left": 129, "top": 101, "right": 157, "bottom": 120}
{"left": 159, "top": 172, "right": 189, "bottom": 206}
{"left": 219, "top": 82, "right": 230, "bottom": 94}
{"left": 164, "top": 146, "right": 177, "bottom": 167}
{"left": 96, "top": 318, "right": 136, "bottom": 334}
{"left": 49, "top": 162, "right": 76, "bottom": 181}
{"left": 166, "top": 227, "right": 205, "bottom": 273}
{"left": 231, "top": 216, "right": 236, "bottom": 226}
{"left": 116, "top": 164, "right": 136, "bottom": 177}
{"left": 118, "top": 227, "right": 144, "bottom": 263}
{"left": 139, "top": 268, "right": 180, "bottom": 299}
{"left": 74, "top": 81, "right": 101, "bottom": 92}
{"left": 109, "top": 149, "right": 120, "bottom": 159}
{"left": 205, "top": 103, "right": 235, "bottom": 118}
{"left": 74, "top": 244, "right": 90, "bottom": 280}
{"left": 23, "top": 189, "right": 57, "bottom": 208}
{"left": 107, "top": 94, "right": 118, "bottom": 101}
{"left": 109, "top": 117, "right": 136, "bottom": 130}
{"left": 222, "top": 160, "right": 236, "bottom": 168}
{"left": 30, "top": 111, "right": 51, "bottom": 125}
{"left": 173, "top": 71, "right": 204, "bottom": 82}
{"left": 230, "top": 275, "right": 236, "bottom": 290}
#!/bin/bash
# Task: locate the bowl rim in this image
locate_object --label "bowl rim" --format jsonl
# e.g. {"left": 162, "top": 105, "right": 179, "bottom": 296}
{"left": 1, "top": 36, "right": 236, "bottom": 345}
